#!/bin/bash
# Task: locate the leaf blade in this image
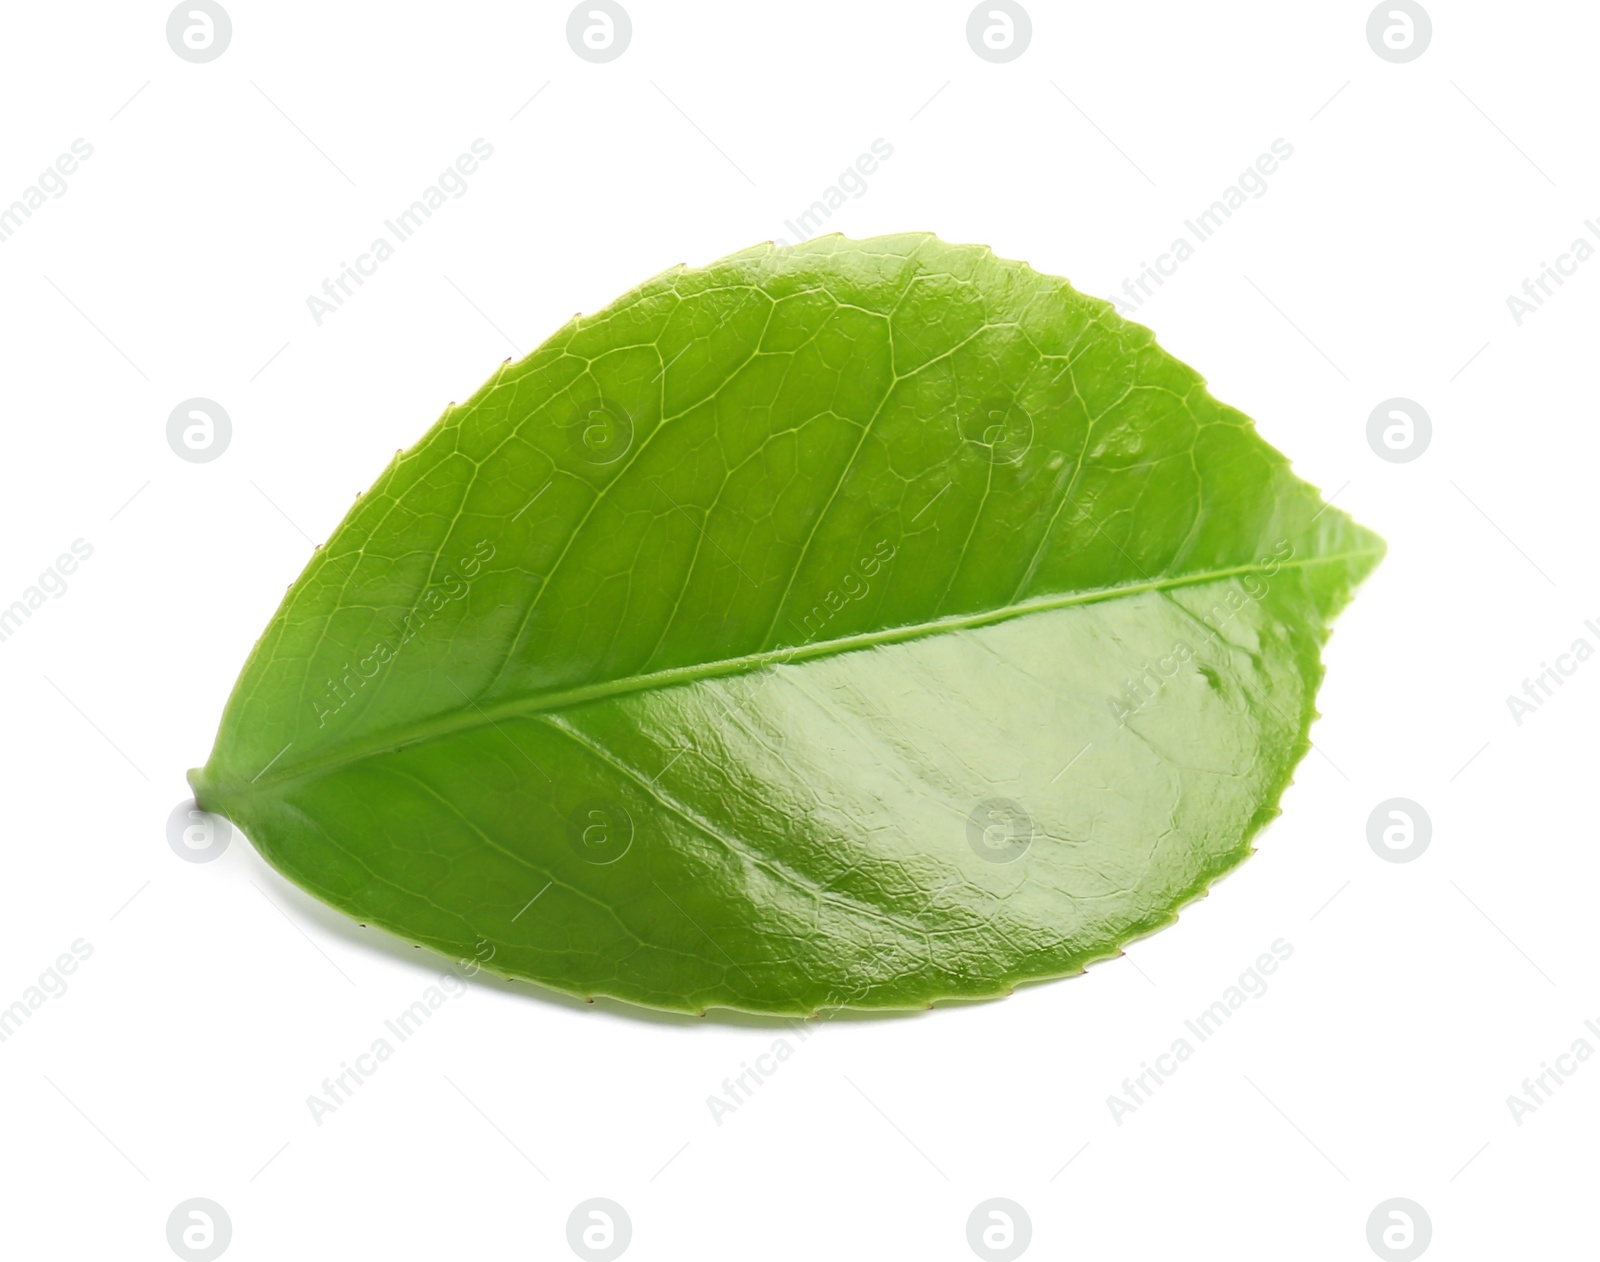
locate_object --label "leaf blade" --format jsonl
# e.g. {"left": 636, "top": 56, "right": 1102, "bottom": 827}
{"left": 192, "top": 233, "right": 1381, "bottom": 1015}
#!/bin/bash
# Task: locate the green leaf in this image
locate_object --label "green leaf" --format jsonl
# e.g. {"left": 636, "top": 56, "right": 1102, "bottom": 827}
{"left": 191, "top": 233, "right": 1381, "bottom": 1016}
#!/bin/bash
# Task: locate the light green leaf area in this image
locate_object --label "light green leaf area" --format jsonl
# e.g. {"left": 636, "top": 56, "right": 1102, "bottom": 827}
{"left": 191, "top": 233, "right": 1381, "bottom": 1016}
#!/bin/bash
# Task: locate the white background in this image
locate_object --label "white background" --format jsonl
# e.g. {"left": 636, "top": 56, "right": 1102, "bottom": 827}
{"left": 0, "top": 1, "right": 1593, "bottom": 1258}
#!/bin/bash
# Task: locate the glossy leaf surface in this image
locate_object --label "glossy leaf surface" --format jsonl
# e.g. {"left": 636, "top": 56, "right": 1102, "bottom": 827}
{"left": 191, "top": 234, "right": 1382, "bottom": 1015}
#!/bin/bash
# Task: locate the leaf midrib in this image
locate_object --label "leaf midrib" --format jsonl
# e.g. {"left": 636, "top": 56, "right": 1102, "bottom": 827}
{"left": 205, "top": 549, "right": 1379, "bottom": 803}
